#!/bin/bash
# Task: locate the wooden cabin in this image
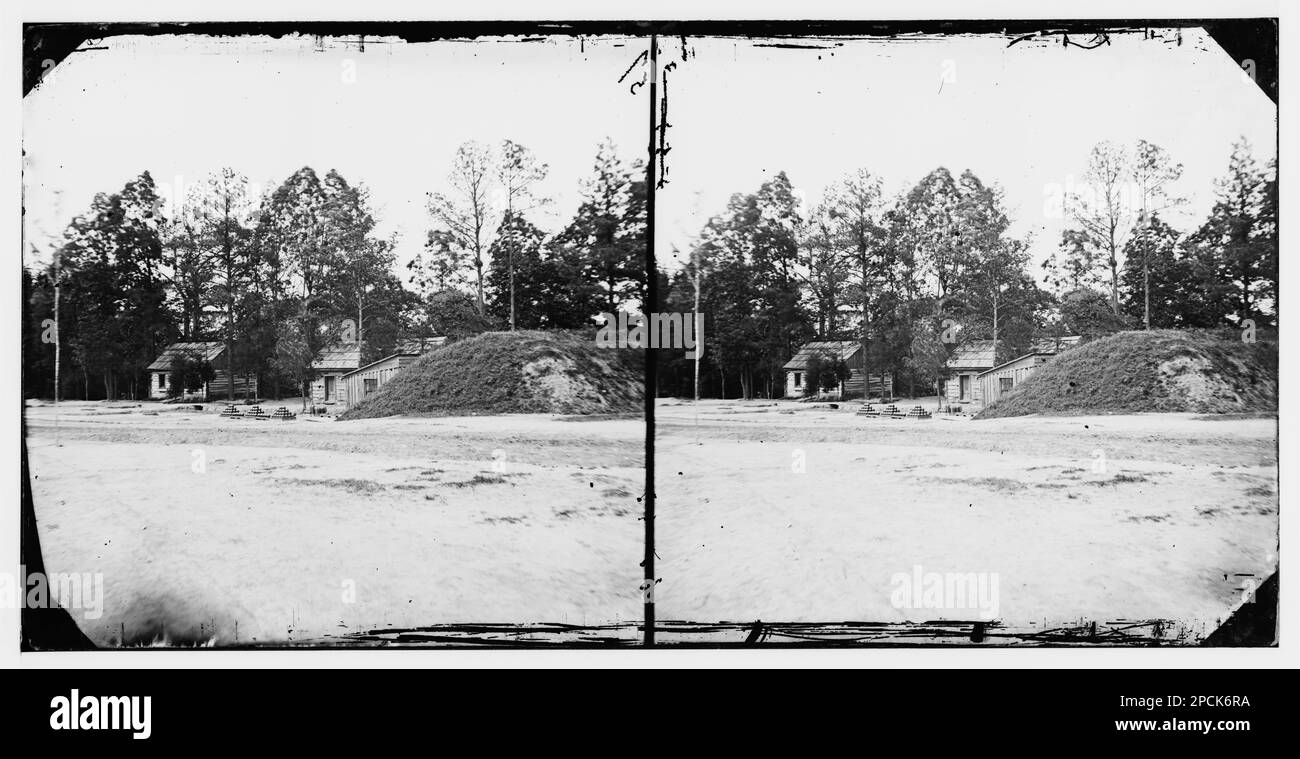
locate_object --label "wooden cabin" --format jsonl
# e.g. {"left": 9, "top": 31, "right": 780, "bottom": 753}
{"left": 309, "top": 344, "right": 362, "bottom": 408}
{"left": 147, "top": 342, "right": 258, "bottom": 401}
{"left": 340, "top": 337, "right": 447, "bottom": 408}
{"left": 977, "top": 352, "right": 1055, "bottom": 406}
{"left": 945, "top": 336, "right": 1081, "bottom": 408}
{"left": 944, "top": 340, "right": 997, "bottom": 406}
{"left": 783, "top": 340, "right": 893, "bottom": 400}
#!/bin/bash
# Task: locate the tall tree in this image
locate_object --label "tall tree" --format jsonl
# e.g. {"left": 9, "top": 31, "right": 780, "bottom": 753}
{"left": 409, "top": 229, "right": 471, "bottom": 296}
{"left": 113, "top": 171, "right": 173, "bottom": 399}
{"left": 1042, "top": 228, "right": 1106, "bottom": 296}
{"left": 906, "top": 317, "right": 949, "bottom": 409}
{"left": 53, "top": 174, "right": 174, "bottom": 400}
{"left": 262, "top": 167, "right": 332, "bottom": 306}
{"left": 486, "top": 211, "right": 548, "bottom": 329}
{"left": 895, "top": 168, "right": 968, "bottom": 307}
{"left": 800, "top": 201, "right": 851, "bottom": 338}
{"left": 1118, "top": 213, "right": 1214, "bottom": 328}
{"left": 817, "top": 170, "right": 891, "bottom": 385}
{"left": 1189, "top": 138, "right": 1277, "bottom": 326}
{"left": 196, "top": 168, "right": 254, "bottom": 400}
{"left": 1066, "top": 141, "right": 1133, "bottom": 315}
{"left": 259, "top": 167, "right": 335, "bottom": 400}
{"left": 426, "top": 141, "right": 497, "bottom": 315}
{"left": 550, "top": 140, "right": 646, "bottom": 319}
{"left": 324, "top": 236, "right": 397, "bottom": 357}
{"left": 1129, "top": 140, "right": 1183, "bottom": 328}
{"left": 494, "top": 140, "right": 549, "bottom": 329}
{"left": 160, "top": 196, "right": 214, "bottom": 340}
{"left": 748, "top": 171, "right": 811, "bottom": 398}
{"left": 961, "top": 237, "right": 1039, "bottom": 364}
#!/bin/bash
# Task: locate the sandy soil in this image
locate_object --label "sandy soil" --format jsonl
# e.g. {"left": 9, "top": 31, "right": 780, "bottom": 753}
{"left": 24, "top": 401, "right": 643, "bottom": 646}
{"left": 655, "top": 399, "right": 1278, "bottom": 641}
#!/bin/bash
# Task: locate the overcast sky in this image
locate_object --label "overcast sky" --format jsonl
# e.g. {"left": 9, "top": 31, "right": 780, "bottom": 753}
{"left": 659, "top": 28, "right": 1277, "bottom": 276}
{"left": 23, "top": 33, "right": 646, "bottom": 271}
{"left": 24, "top": 27, "right": 1276, "bottom": 285}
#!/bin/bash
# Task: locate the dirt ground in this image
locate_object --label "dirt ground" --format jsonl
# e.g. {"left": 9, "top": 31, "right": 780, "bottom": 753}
{"left": 24, "top": 397, "right": 1278, "bottom": 646}
{"left": 655, "top": 399, "right": 1278, "bottom": 642}
{"left": 24, "top": 401, "right": 643, "bottom": 646}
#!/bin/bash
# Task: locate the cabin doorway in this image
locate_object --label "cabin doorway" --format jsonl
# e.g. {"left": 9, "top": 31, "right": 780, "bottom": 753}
{"left": 959, "top": 374, "right": 970, "bottom": 401}
{"left": 324, "top": 375, "right": 336, "bottom": 401}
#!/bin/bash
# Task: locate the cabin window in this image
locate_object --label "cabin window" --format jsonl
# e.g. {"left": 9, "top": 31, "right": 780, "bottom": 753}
{"left": 364, "top": 378, "right": 378, "bottom": 395}
{"left": 157, "top": 373, "right": 166, "bottom": 389}
{"left": 794, "top": 372, "right": 802, "bottom": 387}
{"left": 1000, "top": 377, "right": 1014, "bottom": 393}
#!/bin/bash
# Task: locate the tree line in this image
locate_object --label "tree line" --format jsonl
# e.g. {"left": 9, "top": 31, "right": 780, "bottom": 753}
{"left": 23, "top": 139, "right": 648, "bottom": 401}
{"left": 656, "top": 137, "right": 1277, "bottom": 399}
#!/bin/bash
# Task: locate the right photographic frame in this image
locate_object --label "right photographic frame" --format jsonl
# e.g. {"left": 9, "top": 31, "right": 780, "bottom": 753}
{"left": 649, "top": 20, "right": 1279, "bottom": 646}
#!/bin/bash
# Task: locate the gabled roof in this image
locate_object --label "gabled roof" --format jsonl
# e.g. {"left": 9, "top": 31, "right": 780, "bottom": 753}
{"left": 783, "top": 341, "right": 862, "bottom": 371}
{"left": 311, "top": 344, "right": 362, "bottom": 371}
{"left": 947, "top": 336, "right": 1083, "bottom": 371}
{"left": 946, "top": 340, "right": 996, "bottom": 370}
{"left": 333, "top": 337, "right": 447, "bottom": 377}
{"left": 147, "top": 342, "right": 225, "bottom": 371}
{"left": 342, "top": 353, "right": 414, "bottom": 378}
{"left": 977, "top": 352, "right": 1055, "bottom": 378}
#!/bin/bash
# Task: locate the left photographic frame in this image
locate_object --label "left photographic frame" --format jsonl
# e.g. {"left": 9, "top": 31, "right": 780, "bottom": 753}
{"left": 20, "top": 23, "right": 652, "bottom": 649}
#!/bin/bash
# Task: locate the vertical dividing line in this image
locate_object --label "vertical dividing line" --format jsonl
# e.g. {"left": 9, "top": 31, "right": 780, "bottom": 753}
{"left": 644, "top": 34, "right": 658, "bottom": 648}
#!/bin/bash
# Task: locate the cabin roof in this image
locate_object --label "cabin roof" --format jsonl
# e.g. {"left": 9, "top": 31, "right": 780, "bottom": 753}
{"left": 311, "top": 344, "right": 363, "bottom": 371}
{"left": 977, "top": 352, "right": 1054, "bottom": 377}
{"left": 147, "top": 342, "right": 225, "bottom": 371}
{"left": 946, "top": 340, "right": 997, "bottom": 370}
{"left": 947, "top": 336, "right": 1082, "bottom": 371}
{"left": 783, "top": 341, "right": 862, "bottom": 371}
{"left": 339, "top": 336, "right": 448, "bottom": 377}
{"left": 343, "top": 353, "right": 413, "bottom": 377}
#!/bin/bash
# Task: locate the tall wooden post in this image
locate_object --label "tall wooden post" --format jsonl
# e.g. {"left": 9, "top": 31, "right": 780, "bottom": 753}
{"left": 643, "top": 34, "right": 658, "bottom": 647}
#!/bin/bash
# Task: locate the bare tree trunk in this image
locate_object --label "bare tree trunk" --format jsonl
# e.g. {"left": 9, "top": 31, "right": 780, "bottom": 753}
{"left": 52, "top": 262, "right": 60, "bottom": 406}
{"left": 992, "top": 289, "right": 999, "bottom": 364}
{"left": 474, "top": 238, "right": 486, "bottom": 316}
{"left": 1143, "top": 256, "right": 1150, "bottom": 330}
{"left": 692, "top": 275, "right": 701, "bottom": 403}
{"left": 357, "top": 297, "right": 365, "bottom": 357}
{"left": 226, "top": 302, "right": 234, "bottom": 402}
{"left": 1107, "top": 235, "right": 1120, "bottom": 315}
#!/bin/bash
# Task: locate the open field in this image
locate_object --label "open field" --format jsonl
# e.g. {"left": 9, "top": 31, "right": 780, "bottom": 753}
{"left": 655, "top": 399, "right": 1278, "bottom": 643}
{"left": 24, "top": 401, "right": 643, "bottom": 646}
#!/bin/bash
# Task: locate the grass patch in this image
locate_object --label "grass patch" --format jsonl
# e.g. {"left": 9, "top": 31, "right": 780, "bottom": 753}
{"left": 924, "top": 476, "right": 1026, "bottom": 493}
{"left": 1111, "top": 473, "right": 1150, "bottom": 484}
{"left": 278, "top": 477, "right": 386, "bottom": 494}
{"left": 446, "top": 473, "right": 509, "bottom": 488}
